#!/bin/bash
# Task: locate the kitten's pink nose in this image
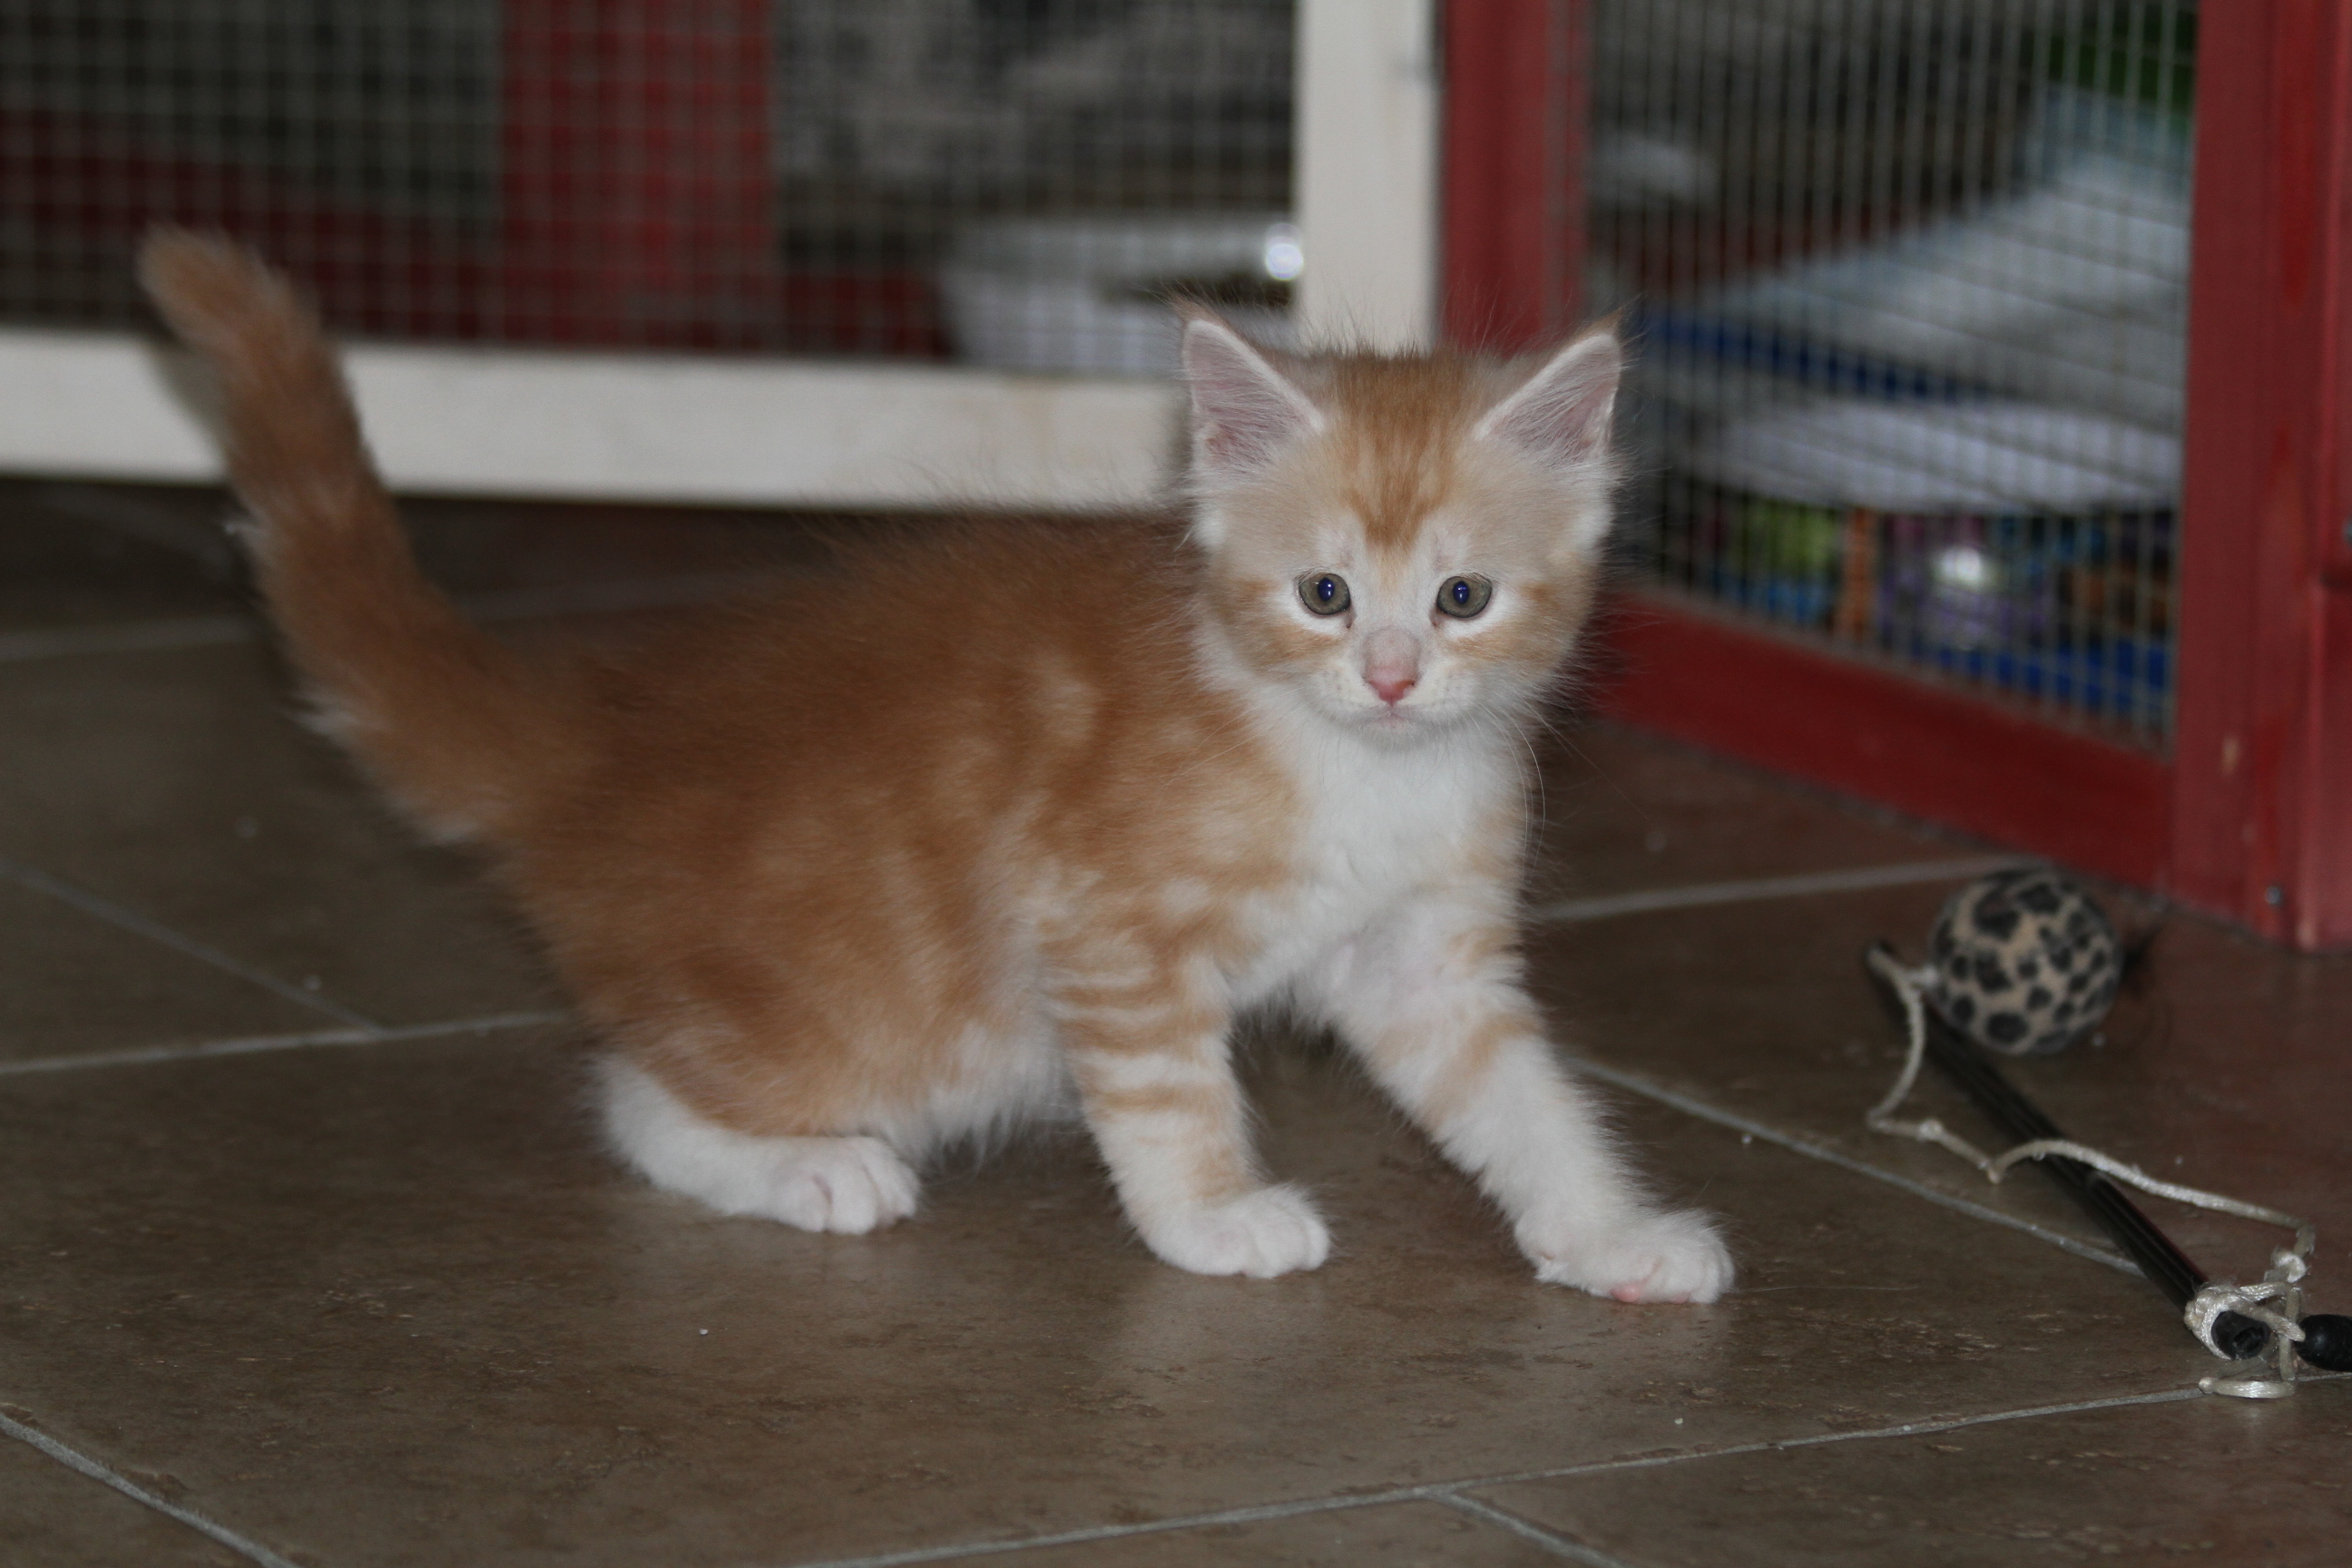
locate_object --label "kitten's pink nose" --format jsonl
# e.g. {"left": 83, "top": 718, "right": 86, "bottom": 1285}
{"left": 1362, "top": 627, "right": 1421, "bottom": 707}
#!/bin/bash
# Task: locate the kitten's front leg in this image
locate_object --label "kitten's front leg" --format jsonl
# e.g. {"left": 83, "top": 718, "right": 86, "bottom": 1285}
{"left": 1312, "top": 904, "right": 1732, "bottom": 1304}
{"left": 1054, "top": 950, "right": 1328, "bottom": 1279}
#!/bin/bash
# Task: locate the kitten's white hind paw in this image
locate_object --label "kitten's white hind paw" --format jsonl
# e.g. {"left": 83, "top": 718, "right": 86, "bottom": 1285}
{"left": 1141, "top": 1185, "right": 1332, "bottom": 1279}
{"left": 755, "top": 1136, "right": 923, "bottom": 1234}
{"left": 601, "top": 1059, "right": 920, "bottom": 1233}
{"left": 650, "top": 1129, "right": 920, "bottom": 1234}
{"left": 1524, "top": 1208, "right": 1732, "bottom": 1304}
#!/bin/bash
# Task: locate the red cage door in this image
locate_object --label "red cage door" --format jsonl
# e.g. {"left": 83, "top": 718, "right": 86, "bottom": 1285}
{"left": 1443, "top": 0, "right": 2352, "bottom": 950}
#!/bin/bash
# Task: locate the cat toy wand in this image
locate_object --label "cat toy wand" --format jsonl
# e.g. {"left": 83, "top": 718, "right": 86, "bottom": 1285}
{"left": 1859, "top": 868, "right": 2352, "bottom": 1394}
{"left": 1867, "top": 945, "right": 2352, "bottom": 1373}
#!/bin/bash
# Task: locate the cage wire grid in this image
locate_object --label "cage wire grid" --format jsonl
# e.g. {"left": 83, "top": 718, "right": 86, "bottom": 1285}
{"left": 1593, "top": 0, "right": 2192, "bottom": 743}
{"left": 0, "top": 2, "right": 1298, "bottom": 360}
{"left": 1, "top": 1, "right": 2188, "bottom": 741}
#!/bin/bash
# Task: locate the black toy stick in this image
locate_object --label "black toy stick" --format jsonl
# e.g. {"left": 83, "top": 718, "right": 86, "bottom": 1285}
{"left": 1865, "top": 944, "right": 2352, "bottom": 1371}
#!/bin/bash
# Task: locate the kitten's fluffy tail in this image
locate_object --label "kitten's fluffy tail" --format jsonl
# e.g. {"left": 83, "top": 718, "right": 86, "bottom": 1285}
{"left": 139, "top": 230, "right": 572, "bottom": 844}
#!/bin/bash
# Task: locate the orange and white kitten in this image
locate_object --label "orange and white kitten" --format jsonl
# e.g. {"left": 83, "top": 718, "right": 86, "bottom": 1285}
{"left": 140, "top": 232, "right": 1731, "bottom": 1303}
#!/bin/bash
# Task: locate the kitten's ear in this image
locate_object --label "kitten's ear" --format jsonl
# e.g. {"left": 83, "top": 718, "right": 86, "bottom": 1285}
{"left": 1181, "top": 309, "right": 1323, "bottom": 486}
{"left": 1471, "top": 326, "right": 1622, "bottom": 473}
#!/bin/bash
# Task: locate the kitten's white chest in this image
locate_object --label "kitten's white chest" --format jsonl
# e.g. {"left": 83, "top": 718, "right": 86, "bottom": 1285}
{"left": 1230, "top": 730, "right": 1517, "bottom": 1001}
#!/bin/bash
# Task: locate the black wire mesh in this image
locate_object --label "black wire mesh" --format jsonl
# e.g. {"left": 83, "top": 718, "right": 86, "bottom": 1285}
{"left": 1594, "top": 0, "right": 2192, "bottom": 743}
{"left": 4, "top": 1, "right": 2189, "bottom": 744}
{"left": 0, "top": 1, "right": 1297, "bottom": 364}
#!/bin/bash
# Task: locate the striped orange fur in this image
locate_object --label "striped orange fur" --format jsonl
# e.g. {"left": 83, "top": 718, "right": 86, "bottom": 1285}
{"left": 139, "top": 231, "right": 1730, "bottom": 1299}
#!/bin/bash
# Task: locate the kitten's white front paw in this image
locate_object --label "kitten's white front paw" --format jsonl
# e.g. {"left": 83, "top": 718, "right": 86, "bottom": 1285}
{"left": 761, "top": 1136, "right": 922, "bottom": 1234}
{"left": 1141, "top": 1185, "right": 1332, "bottom": 1279}
{"left": 1523, "top": 1207, "right": 1732, "bottom": 1304}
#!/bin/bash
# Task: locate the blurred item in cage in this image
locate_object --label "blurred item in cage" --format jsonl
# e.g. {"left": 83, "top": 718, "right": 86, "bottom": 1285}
{"left": 1651, "top": 478, "right": 2174, "bottom": 727}
{"left": 940, "top": 213, "right": 1297, "bottom": 375}
{"left": 775, "top": 0, "right": 1295, "bottom": 368}
{"left": 1662, "top": 85, "right": 2190, "bottom": 436}
{"left": 1725, "top": 498, "right": 1843, "bottom": 629}
{"left": 1591, "top": 0, "right": 2044, "bottom": 279}
{"left": 776, "top": 1, "right": 1293, "bottom": 201}
{"left": 0, "top": 0, "right": 1298, "bottom": 358}
{"left": 1602, "top": 0, "right": 2193, "bottom": 739}
{"left": 1677, "top": 398, "right": 2179, "bottom": 522}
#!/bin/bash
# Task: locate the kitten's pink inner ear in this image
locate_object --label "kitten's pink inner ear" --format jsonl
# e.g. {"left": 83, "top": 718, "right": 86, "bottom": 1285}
{"left": 1473, "top": 330, "right": 1623, "bottom": 469}
{"left": 1181, "top": 316, "right": 1322, "bottom": 477}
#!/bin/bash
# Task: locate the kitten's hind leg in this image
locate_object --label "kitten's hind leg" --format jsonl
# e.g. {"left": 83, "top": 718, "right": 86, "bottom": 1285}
{"left": 1308, "top": 903, "right": 1732, "bottom": 1304}
{"left": 599, "top": 1057, "right": 920, "bottom": 1233}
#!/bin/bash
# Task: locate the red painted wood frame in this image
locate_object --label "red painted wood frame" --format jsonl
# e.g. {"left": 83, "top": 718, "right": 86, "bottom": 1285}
{"left": 1443, "top": 0, "right": 2352, "bottom": 948}
{"left": 497, "top": 5, "right": 945, "bottom": 358}
{"left": 2172, "top": 2, "right": 2352, "bottom": 950}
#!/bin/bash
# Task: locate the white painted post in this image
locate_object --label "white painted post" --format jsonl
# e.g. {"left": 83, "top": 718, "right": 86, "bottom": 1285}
{"left": 1294, "top": 0, "right": 1442, "bottom": 352}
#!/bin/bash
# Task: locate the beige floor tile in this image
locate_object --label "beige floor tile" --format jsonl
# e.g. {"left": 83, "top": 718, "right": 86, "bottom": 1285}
{"left": 2005, "top": 913, "right": 2352, "bottom": 1270}
{"left": 1530, "top": 722, "right": 1981, "bottom": 905}
{"left": 0, "top": 491, "right": 1973, "bottom": 1057}
{"left": 0, "top": 482, "right": 244, "bottom": 637}
{"left": 0, "top": 643, "right": 558, "bottom": 1029}
{"left": 1471, "top": 1387, "right": 2352, "bottom": 1567}
{"left": 0, "top": 1428, "right": 247, "bottom": 1568}
{"left": 1526, "top": 884, "right": 2352, "bottom": 1294}
{"left": 0, "top": 1024, "right": 2226, "bottom": 1568}
{"left": 11, "top": 482, "right": 2340, "bottom": 1568}
{"left": 0, "top": 878, "right": 329, "bottom": 1066}
{"left": 0, "top": 481, "right": 839, "bottom": 637}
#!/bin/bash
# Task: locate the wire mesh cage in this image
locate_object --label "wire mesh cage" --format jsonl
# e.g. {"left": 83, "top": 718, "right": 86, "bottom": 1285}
{"left": 7, "top": 0, "right": 2192, "bottom": 741}
{"left": 0, "top": 1, "right": 1297, "bottom": 365}
{"left": 1592, "top": 0, "right": 2192, "bottom": 744}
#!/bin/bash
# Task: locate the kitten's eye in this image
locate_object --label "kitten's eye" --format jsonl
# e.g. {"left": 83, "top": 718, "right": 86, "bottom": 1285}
{"left": 1437, "top": 574, "right": 1494, "bottom": 619}
{"left": 1297, "top": 573, "right": 1351, "bottom": 616}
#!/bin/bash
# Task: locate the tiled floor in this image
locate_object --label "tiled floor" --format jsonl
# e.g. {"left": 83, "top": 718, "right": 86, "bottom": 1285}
{"left": 3, "top": 479, "right": 2347, "bottom": 1567}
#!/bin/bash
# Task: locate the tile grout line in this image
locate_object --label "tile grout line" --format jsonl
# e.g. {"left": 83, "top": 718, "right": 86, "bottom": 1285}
{"left": 0, "top": 1408, "right": 303, "bottom": 1568}
{"left": 0, "top": 773, "right": 2265, "bottom": 1564}
{"left": 1, "top": 824, "right": 2130, "bottom": 1287}
{"left": 0, "top": 1011, "right": 565, "bottom": 1078}
{"left": 1436, "top": 1493, "right": 1642, "bottom": 1567}
{"left": 0, "top": 859, "right": 2032, "bottom": 1083}
{"left": 0, "top": 858, "right": 2034, "bottom": 1082}
{"left": 0, "top": 856, "right": 379, "bottom": 1032}
{"left": 779, "top": 1386, "right": 2222, "bottom": 1568}
{"left": 0, "top": 502, "right": 2269, "bottom": 1558}
{"left": 1446, "top": 1387, "right": 2216, "bottom": 1493}
{"left": 779, "top": 1489, "right": 1452, "bottom": 1568}
{"left": 1527, "top": 856, "right": 2031, "bottom": 926}
{"left": 1561, "top": 1052, "right": 2143, "bottom": 1275}
{"left": 3, "top": 851, "right": 2135, "bottom": 1277}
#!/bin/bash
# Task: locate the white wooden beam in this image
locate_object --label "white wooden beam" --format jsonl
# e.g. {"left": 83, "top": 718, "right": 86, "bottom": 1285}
{"left": 0, "top": 326, "right": 1185, "bottom": 511}
{"left": 0, "top": 18, "right": 1446, "bottom": 503}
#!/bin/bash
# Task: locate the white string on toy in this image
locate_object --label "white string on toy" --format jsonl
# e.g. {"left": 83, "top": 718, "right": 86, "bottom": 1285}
{"left": 1864, "top": 946, "right": 2316, "bottom": 1372}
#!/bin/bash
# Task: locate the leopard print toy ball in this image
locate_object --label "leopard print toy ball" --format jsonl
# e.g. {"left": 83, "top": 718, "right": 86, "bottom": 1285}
{"left": 1926, "top": 867, "right": 2122, "bottom": 1056}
